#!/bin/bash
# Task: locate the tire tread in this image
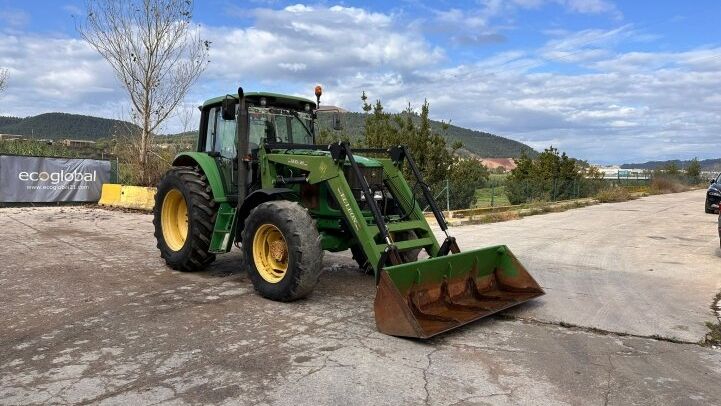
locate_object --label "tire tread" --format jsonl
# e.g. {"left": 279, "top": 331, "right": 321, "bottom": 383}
{"left": 153, "top": 166, "right": 217, "bottom": 272}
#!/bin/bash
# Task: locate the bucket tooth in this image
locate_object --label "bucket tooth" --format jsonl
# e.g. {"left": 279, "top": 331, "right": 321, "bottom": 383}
{"left": 441, "top": 278, "right": 495, "bottom": 312}
{"left": 408, "top": 293, "right": 461, "bottom": 324}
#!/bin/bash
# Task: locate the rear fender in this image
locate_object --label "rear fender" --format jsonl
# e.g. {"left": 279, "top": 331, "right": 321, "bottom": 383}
{"left": 172, "top": 152, "right": 227, "bottom": 202}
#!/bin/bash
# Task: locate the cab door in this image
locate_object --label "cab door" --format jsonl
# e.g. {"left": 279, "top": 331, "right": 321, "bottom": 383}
{"left": 201, "top": 105, "right": 237, "bottom": 195}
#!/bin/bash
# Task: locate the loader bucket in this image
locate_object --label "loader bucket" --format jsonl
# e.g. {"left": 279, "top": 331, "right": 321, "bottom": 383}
{"left": 374, "top": 245, "right": 544, "bottom": 338}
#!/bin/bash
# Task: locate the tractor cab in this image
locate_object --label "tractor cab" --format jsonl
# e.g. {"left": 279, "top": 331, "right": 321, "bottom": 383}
{"left": 196, "top": 92, "right": 317, "bottom": 195}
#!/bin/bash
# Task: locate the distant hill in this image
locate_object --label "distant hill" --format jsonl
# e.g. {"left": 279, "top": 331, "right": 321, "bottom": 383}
{"left": 316, "top": 111, "right": 536, "bottom": 158}
{"left": 0, "top": 116, "right": 22, "bottom": 128}
{"left": 0, "top": 113, "right": 139, "bottom": 139}
{"left": 621, "top": 158, "right": 721, "bottom": 172}
{"left": 2, "top": 111, "right": 535, "bottom": 158}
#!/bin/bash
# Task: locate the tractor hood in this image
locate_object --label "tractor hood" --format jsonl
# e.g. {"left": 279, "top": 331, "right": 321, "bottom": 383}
{"left": 270, "top": 148, "right": 383, "bottom": 168}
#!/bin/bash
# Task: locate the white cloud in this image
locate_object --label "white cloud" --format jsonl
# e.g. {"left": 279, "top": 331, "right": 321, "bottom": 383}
{"left": 319, "top": 33, "right": 721, "bottom": 163}
{"left": 560, "top": 0, "right": 618, "bottom": 15}
{"left": 539, "top": 25, "right": 633, "bottom": 63}
{"left": 424, "top": 0, "right": 621, "bottom": 49}
{"left": 0, "top": 33, "right": 122, "bottom": 118}
{"left": 514, "top": 0, "right": 621, "bottom": 17}
{"left": 202, "top": 5, "right": 443, "bottom": 83}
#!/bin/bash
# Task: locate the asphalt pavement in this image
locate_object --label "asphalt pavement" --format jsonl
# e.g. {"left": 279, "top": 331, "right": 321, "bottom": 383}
{"left": 1, "top": 189, "right": 720, "bottom": 405}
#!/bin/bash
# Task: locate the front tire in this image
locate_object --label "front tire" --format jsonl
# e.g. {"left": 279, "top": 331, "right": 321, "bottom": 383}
{"left": 706, "top": 202, "right": 716, "bottom": 214}
{"left": 242, "top": 201, "right": 323, "bottom": 301}
{"left": 153, "top": 166, "right": 217, "bottom": 272}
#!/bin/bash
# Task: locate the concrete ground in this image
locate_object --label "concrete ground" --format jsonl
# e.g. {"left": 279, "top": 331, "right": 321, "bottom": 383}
{"left": 1, "top": 189, "right": 720, "bottom": 405}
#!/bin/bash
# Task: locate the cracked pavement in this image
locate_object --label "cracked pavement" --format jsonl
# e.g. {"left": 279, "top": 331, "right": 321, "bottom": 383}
{"left": 2, "top": 189, "right": 721, "bottom": 405}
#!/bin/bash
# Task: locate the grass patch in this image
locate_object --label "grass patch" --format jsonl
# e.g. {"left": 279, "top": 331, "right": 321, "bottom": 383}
{"left": 705, "top": 322, "right": 721, "bottom": 346}
{"left": 650, "top": 177, "right": 691, "bottom": 194}
{"left": 595, "top": 186, "right": 634, "bottom": 203}
{"left": 476, "top": 210, "right": 520, "bottom": 224}
{"left": 704, "top": 291, "right": 721, "bottom": 347}
{"left": 474, "top": 185, "right": 511, "bottom": 207}
{"left": 457, "top": 198, "right": 597, "bottom": 226}
{"left": 488, "top": 173, "right": 508, "bottom": 183}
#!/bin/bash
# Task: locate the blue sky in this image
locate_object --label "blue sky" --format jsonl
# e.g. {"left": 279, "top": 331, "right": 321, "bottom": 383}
{"left": 1, "top": 0, "right": 720, "bottom": 164}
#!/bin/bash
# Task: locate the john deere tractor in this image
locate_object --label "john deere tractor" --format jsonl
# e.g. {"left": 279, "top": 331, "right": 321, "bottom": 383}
{"left": 153, "top": 87, "right": 543, "bottom": 338}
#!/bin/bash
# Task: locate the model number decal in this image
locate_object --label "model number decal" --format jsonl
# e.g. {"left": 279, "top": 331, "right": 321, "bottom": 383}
{"left": 288, "top": 159, "right": 308, "bottom": 167}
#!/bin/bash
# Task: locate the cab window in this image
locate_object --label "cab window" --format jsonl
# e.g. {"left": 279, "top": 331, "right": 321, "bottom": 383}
{"left": 249, "top": 109, "right": 274, "bottom": 149}
{"left": 215, "top": 109, "right": 236, "bottom": 158}
{"left": 248, "top": 106, "right": 313, "bottom": 146}
{"left": 204, "top": 107, "right": 217, "bottom": 152}
{"left": 204, "top": 105, "right": 237, "bottom": 158}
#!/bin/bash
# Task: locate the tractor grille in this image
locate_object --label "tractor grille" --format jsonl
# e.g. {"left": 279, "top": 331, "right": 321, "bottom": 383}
{"left": 343, "top": 166, "right": 384, "bottom": 201}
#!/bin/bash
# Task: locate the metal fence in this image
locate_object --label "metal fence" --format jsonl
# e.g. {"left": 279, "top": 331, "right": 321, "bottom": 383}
{"left": 110, "top": 158, "right": 120, "bottom": 183}
{"left": 471, "top": 173, "right": 705, "bottom": 209}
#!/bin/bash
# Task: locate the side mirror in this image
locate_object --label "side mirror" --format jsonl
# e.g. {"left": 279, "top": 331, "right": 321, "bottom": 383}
{"left": 222, "top": 97, "right": 236, "bottom": 121}
{"left": 711, "top": 179, "right": 717, "bottom": 184}
{"left": 332, "top": 112, "right": 343, "bottom": 131}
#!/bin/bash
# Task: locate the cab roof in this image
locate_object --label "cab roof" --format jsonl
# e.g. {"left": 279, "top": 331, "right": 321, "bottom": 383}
{"left": 202, "top": 92, "right": 316, "bottom": 110}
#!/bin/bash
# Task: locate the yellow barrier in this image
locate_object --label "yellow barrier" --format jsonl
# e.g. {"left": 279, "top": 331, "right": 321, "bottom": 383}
{"left": 98, "top": 184, "right": 122, "bottom": 206}
{"left": 99, "top": 184, "right": 156, "bottom": 211}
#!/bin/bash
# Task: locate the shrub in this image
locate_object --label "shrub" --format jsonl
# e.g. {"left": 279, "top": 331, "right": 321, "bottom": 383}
{"left": 595, "top": 186, "right": 633, "bottom": 203}
{"left": 650, "top": 176, "right": 689, "bottom": 194}
{"left": 505, "top": 147, "right": 605, "bottom": 205}
{"left": 686, "top": 157, "right": 701, "bottom": 182}
{"left": 445, "top": 159, "right": 489, "bottom": 210}
{"left": 113, "top": 137, "right": 179, "bottom": 186}
{"left": 478, "top": 210, "right": 520, "bottom": 223}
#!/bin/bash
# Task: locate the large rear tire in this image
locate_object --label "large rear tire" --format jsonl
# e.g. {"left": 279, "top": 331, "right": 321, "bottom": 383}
{"left": 242, "top": 201, "right": 323, "bottom": 301}
{"left": 153, "top": 166, "right": 217, "bottom": 272}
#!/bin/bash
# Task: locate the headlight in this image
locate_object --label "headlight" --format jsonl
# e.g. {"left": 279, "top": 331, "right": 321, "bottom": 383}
{"left": 709, "top": 191, "right": 721, "bottom": 197}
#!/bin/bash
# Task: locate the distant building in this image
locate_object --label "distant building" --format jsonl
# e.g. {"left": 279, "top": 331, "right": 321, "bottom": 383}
{"left": 592, "top": 164, "right": 649, "bottom": 179}
{"left": 0, "top": 134, "right": 23, "bottom": 141}
{"left": 61, "top": 139, "right": 96, "bottom": 147}
{"left": 316, "top": 105, "right": 348, "bottom": 113}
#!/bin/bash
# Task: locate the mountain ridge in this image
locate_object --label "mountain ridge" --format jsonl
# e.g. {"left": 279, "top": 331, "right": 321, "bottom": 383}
{"left": 621, "top": 158, "right": 721, "bottom": 172}
{"left": 1, "top": 111, "right": 535, "bottom": 158}
{"left": 0, "top": 113, "right": 139, "bottom": 140}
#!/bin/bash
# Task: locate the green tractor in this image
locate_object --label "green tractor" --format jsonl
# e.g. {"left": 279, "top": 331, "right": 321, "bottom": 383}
{"left": 153, "top": 87, "right": 543, "bottom": 338}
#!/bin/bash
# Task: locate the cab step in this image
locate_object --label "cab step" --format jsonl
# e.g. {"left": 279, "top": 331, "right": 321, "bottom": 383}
{"left": 209, "top": 203, "right": 236, "bottom": 253}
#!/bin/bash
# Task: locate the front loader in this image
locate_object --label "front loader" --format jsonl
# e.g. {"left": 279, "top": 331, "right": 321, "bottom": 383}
{"left": 153, "top": 87, "right": 543, "bottom": 338}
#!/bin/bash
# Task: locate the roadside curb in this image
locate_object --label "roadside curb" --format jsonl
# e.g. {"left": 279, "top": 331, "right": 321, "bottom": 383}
{"left": 426, "top": 198, "right": 598, "bottom": 226}
{"left": 99, "top": 184, "right": 156, "bottom": 211}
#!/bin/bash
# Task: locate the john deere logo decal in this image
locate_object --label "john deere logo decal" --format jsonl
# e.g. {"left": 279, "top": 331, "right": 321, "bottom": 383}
{"left": 336, "top": 186, "right": 360, "bottom": 231}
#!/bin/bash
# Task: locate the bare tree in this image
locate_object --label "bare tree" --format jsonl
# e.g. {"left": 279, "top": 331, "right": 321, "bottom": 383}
{"left": 77, "top": 0, "right": 209, "bottom": 184}
{"left": 177, "top": 102, "right": 197, "bottom": 135}
{"left": 0, "top": 68, "right": 7, "bottom": 94}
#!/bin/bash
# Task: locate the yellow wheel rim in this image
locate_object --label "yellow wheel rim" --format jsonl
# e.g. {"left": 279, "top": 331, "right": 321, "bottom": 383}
{"left": 161, "top": 189, "right": 188, "bottom": 252}
{"left": 252, "top": 224, "right": 288, "bottom": 283}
